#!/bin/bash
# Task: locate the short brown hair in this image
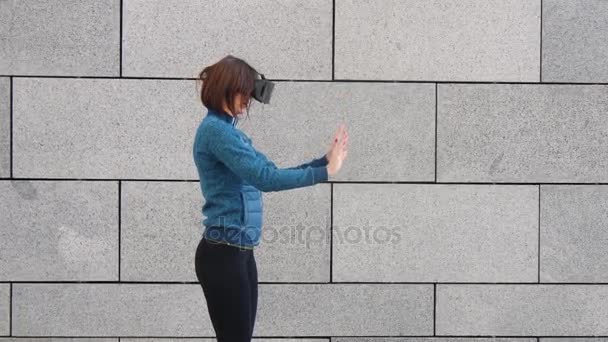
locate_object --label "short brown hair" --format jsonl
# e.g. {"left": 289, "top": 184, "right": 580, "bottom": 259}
{"left": 197, "top": 55, "right": 258, "bottom": 118}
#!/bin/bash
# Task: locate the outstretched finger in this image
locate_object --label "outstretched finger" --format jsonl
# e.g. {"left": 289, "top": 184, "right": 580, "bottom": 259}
{"left": 334, "top": 123, "right": 344, "bottom": 142}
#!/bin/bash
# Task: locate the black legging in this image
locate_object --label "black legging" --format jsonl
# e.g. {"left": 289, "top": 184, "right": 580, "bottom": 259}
{"left": 194, "top": 236, "right": 258, "bottom": 341}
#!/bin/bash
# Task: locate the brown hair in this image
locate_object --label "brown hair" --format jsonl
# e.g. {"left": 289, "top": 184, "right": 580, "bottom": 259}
{"left": 197, "top": 55, "right": 259, "bottom": 119}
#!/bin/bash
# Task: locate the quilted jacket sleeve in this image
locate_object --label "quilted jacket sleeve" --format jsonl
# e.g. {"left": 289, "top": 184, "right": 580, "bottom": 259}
{"left": 206, "top": 123, "right": 328, "bottom": 192}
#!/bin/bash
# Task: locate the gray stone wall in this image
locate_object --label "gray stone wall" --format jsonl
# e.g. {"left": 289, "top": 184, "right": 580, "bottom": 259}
{"left": 2, "top": 0, "right": 608, "bottom": 338}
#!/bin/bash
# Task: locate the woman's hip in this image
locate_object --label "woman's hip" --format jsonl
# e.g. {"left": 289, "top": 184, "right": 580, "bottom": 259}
{"left": 195, "top": 237, "right": 253, "bottom": 280}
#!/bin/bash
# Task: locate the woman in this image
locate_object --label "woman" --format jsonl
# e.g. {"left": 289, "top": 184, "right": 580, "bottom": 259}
{"left": 192, "top": 55, "right": 348, "bottom": 341}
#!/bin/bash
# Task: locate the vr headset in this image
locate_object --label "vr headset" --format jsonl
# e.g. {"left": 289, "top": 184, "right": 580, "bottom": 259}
{"left": 251, "top": 72, "right": 275, "bottom": 104}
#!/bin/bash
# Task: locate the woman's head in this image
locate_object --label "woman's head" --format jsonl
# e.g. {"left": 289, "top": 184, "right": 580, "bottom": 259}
{"left": 197, "top": 55, "right": 259, "bottom": 118}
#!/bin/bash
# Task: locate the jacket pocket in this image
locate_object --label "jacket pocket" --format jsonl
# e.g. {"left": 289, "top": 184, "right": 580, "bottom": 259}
{"left": 239, "top": 190, "right": 249, "bottom": 226}
{"left": 239, "top": 187, "right": 263, "bottom": 230}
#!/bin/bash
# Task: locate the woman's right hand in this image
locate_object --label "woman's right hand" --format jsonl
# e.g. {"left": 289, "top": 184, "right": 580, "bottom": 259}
{"left": 326, "top": 122, "right": 349, "bottom": 176}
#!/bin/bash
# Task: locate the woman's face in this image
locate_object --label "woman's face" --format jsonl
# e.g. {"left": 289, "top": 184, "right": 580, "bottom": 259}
{"left": 223, "top": 93, "right": 249, "bottom": 116}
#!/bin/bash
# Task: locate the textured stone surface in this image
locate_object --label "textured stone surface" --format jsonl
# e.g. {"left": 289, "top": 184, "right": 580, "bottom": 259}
{"left": 0, "top": 284, "right": 8, "bottom": 335}
{"left": 123, "top": 340, "right": 324, "bottom": 342}
{"left": 13, "top": 78, "right": 435, "bottom": 181}
{"left": 12, "top": 78, "right": 202, "bottom": 179}
{"left": 0, "top": 78, "right": 9, "bottom": 177}
{"left": 121, "top": 181, "right": 330, "bottom": 282}
{"left": 437, "top": 284, "right": 608, "bottom": 335}
{"left": 540, "top": 185, "right": 608, "bottom": 283}
{"left": 239, "top": 82, "right": 435, "bottom": 182}
{"left": 255, "top": 184, "right": 331, "bottom": 282}
{"left": 543, "top": 0, "right": 608, "bottom": 82}
{"left": 4, "top": 0, "right": 608, "bottom": 338}
{"left": 120, "top": 181, "right": 204, "bottom": 282}
{"left": 12, "top": 283, "right": 432, "bottom": 336}
{"left": 437, "top": 84, "right": 608, "bottom": 183}
{"left": 334, "top": 339, "right": 535, "bottom": 342}
{"left": 12, "top": 283, "right": 211, "bottom": 335}
{"left": 0, "top": 181, "right": 118, "bottom": 281}
{"left": 335, "top": 0, "right": 540, "bottom": 81}
{"left": 333, "top": 183, "right": 538, "bottom": 282}
{"left": 123, "top": 0, "right": 332, "bottom": 79}
{"left": 255, "top": 284, "right": 433, "bottom": 336}
{"left": 0, "top": 0, "right": 120, "bottom": 76}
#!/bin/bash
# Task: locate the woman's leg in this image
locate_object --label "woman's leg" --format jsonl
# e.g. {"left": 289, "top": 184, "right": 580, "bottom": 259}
{"left": 248, "top": 250, "right": 258, "bottom": 337}
{"left": 195, "top": 237, "right": 222, "bottom": 336}
{"left": 195, "top": 237, "right": 253, "bottom": 341}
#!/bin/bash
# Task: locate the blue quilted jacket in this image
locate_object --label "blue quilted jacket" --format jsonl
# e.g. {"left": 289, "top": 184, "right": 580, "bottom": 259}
{"left": 192, "top": 107, "right": 329, "bottom": 249}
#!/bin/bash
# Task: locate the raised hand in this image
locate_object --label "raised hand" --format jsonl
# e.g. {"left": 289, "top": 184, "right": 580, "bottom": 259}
{"left": 326, "top": 122, "right": 348, "bottom": 176}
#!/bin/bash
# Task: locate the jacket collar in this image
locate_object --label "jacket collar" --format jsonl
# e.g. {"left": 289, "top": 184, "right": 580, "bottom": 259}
{"left": 207, "top": 107, "right": 237, "bottom": 126}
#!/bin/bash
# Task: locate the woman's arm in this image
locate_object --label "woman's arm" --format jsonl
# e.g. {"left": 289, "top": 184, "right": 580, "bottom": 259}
{"left": 276, "top": 154, "right": 329, "bottom": 171}
{"left": 205, "top": 123, "right": 328, "bottom": 192}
